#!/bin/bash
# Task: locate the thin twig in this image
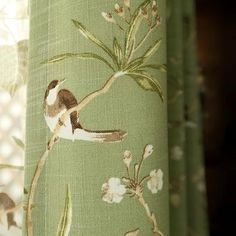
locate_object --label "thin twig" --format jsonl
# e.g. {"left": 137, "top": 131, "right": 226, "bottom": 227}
{"left": 25, "top": 149, "right": 49, "bottom": 236}
{"left": 126, "top": 166, "right": 131, "bottom": 179}
{"left": 136, "top": 152, "right": 145, "bottom": 183}
{"left": 137, "top": 194, "right": 164, "bottom": 236}
{"left": 139, "top": 175, "right": 151, "bottom": 185}
{"left": 25, "top": 71, "right": 126, "bottom": 236}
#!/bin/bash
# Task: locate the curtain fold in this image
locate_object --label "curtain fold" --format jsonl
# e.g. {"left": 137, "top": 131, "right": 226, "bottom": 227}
{"left": 167, "top": 0, "right": 188, "bottom": 235}
{"left": 182, "top": 0, "right": 209, "bottom": 235}
{"left": 23, "top": 1, "right": 169, "bottom": 235}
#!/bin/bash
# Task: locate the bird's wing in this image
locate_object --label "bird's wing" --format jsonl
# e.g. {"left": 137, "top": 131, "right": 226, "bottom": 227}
{"left": 58, "top": 89, "right": 82, "bottom": 131}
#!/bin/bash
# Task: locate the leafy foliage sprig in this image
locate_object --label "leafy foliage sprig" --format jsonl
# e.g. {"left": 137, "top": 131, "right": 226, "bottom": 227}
{"left": 43, "top": 0, "right": 166, "bottom": 101}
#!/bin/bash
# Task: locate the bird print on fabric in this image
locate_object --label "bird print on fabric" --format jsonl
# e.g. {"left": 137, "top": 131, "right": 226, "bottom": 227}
{"left": 43, "top": 80, "right": 127, "bottom": 143}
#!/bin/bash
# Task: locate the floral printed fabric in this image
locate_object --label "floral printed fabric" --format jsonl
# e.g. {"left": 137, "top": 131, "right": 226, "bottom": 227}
{"left": 23, "top": 0, "right": 168, "bottom": 236}
{"left": 21, "top": 0, "right": 209, "bottom": 235}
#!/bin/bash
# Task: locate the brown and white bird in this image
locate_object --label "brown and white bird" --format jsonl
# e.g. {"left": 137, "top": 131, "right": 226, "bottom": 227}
{"left": 43, "top": 79, "right": 127, "bottom": 142}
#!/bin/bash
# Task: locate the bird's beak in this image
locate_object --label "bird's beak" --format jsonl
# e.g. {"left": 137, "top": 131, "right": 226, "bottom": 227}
{"left": 59, "top": 78, "right": 66, "bottom": 86}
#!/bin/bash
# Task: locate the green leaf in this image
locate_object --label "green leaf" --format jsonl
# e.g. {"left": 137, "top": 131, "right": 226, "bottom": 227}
{"left": 125, "top": 58, "right": 144, "bottom": 71}
{"left": 113, "top": 38, "right": 123, "bottom": 68}
{"left": 41, "top": 53, "right": 76, "bottom": 64}
{"left": 127, "top": 71, "right": 164, "bottom": 101}
{"left": 124, "top": 39, "right": 135, "bottom": 65}
{"left": 138, "top": 64, "right": 167, "bottom": 72}
{"left": 12, "top": 136, "right": 25, "bottom": 150}
{"left": 0, "top": 164, "right": 24, "bottom": 171}
{"left": 125, "top": 228, "right": 140, "bottom": 236}
{"left": 41, "top": 53, "right": 115, "bottom": 71}
{"left": 72, "top": 20, "right": 118, "bottom": 68}
{"left": 56, "top": 185, "right": 72, "bottom": 236}
{"left": 142, "top": 39, "right": 162, "bottom": 61}
{"left": 125, "top": 0, "right": 151, "bottom": 56}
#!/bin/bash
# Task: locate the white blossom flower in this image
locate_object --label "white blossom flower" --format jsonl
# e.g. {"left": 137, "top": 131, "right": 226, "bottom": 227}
{"left": 143, "top": 144, "right": 154, "bottom": 159}
{"left": 101, "top": 177, "right": 126, "bottom": 203}
{"left": 123, "top": 150, "right": 132, "bottom": 168}
{"left": 114, "top": 3, "right": 124, "bottom": 17}
{"left": 147, "top": 169, "right": 163, "bottom": 194}
{"left": 101, "top": 12, "right": 116, "bottom": 23}
{"left": 124, "top": 0, "right": 130, "bottom": 8}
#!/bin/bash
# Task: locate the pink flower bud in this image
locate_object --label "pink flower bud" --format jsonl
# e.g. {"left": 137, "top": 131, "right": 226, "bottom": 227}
{"left": 139, "top": 7, "right": 148, "bottom": 18}
{"left": 124, "top": 0, "right": 130, "bottom": 8}
{"left": 114, "top": 3, "right": 124, "bottom": 17}
{"left": 123, "top": 150, "right": 132, "bottom": 168}
{"left": 152, "top": 0, "right": 158, "bottom": 16}
{"left": 101, "top": 12, "right": 116, "bottom": 23}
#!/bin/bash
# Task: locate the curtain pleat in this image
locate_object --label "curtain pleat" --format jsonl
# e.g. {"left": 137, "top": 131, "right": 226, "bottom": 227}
{"left": 182, "top": 0, "right": 209, "bottom": 235}
{"left": 167, "top": 0, "right": 188, "bottom": 235}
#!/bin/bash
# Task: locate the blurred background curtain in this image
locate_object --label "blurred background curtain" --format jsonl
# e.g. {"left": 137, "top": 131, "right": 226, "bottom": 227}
{"left": 0, "top": 0, "right": 28, "bottom": 235}
{"left": 167, "top": 0, "right": 209, "bottom": 235}
{"left": 0, "top": 0, "right": 213, "bottom": 236}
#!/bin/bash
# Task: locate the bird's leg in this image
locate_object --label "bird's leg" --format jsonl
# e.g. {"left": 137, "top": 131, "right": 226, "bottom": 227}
{"left": 47, "top": 136, "right": 59, "bottom": 150}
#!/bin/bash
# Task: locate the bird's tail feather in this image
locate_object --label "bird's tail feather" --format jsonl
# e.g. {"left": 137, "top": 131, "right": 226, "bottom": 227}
{"left": 74, "top": 129, "right": 127, "bottom": 142}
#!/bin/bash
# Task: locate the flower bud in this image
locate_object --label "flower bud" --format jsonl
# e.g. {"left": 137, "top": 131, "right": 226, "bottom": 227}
{"left": 114, "top": 3, "right": 124, "bottom": 17}
{"left": 143, "top": 144, "right": 153, "bottom": 159}
{"left": 101, "top": 12, "right": 116, "bottom": 23}
{"left": 139, "top": 7, "right": 148, "bottom": 18}
{"left": 122, "top": 177, "right": 131, "bottom": 183}
{"left": 123, "top": 150, "right": 132, "bottom": 168}
{"left": 152, "top": 0, "right": 158, "bottom": 16}
{"left": 124, "top": 0, "right": 130, "bottom": 8}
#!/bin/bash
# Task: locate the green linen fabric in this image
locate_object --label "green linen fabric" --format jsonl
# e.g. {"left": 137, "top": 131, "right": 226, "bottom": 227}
{"left": 167, "top": 0, "right": 188, "bottom": 235}
{"left": 23, "top": 1, "right": 169, "bottom": 236}
{"left": 183, "top": 0, "right": 209, "bottom": 235}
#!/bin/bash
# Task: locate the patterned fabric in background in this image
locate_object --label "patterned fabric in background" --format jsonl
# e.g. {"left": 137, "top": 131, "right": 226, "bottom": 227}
{"left": 0, "top": 0, "right": 28, "bottom": 235}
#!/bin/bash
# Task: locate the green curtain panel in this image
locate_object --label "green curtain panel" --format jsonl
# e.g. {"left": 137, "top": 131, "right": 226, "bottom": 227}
{"left": 19, "top": 0, "right": 209, "bottom": 236}
{"left": 167, "top": 0, "right": 209, "bottom": 235}
{"left": 167, "top": 0, "right": 188, "bottom": 236}
{"left": 23, "top": 1, "right": 169, "bottom": 236}
{"left": 182, "top": 0, "right": 209, "bottom": 235}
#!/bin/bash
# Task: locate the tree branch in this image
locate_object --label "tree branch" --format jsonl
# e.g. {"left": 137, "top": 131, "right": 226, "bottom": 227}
{"left": 137, "top": 194, "right": 164, "bottom": 236}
